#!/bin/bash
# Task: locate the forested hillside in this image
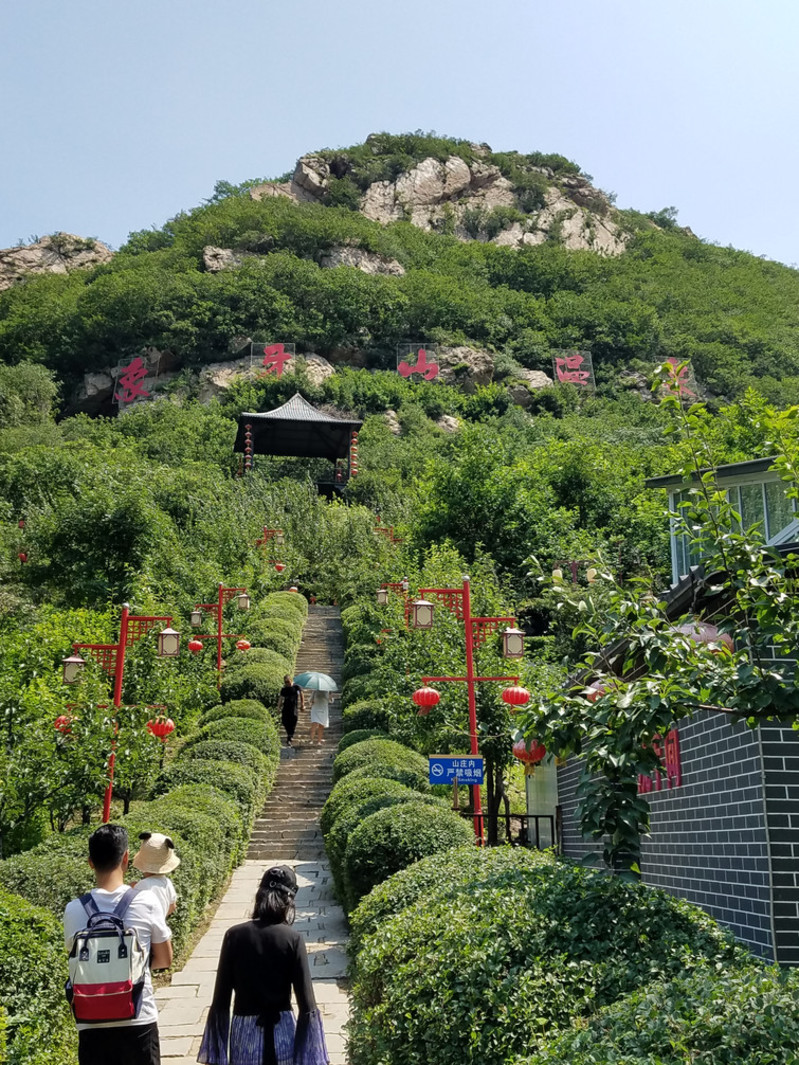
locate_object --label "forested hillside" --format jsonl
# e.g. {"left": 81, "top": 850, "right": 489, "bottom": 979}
{"left": 1, "top": 133, "right": 798, "bottom": 405}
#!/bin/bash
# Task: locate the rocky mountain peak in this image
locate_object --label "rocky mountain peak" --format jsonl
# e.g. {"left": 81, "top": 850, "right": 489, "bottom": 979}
{"left": 0, "top": 232, "right": 113, "bottom": 291}
{"left": 249, "top": 140, "right": 626, "bottom": 255}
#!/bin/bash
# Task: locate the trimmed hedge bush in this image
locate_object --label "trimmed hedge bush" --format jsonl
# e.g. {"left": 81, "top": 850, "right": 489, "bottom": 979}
{"left": 519, "top": 962, "right": 799, "bottom": 1065}
{"left": 332, "top": 738, "right": 430, "bottom": 791}
{"left": 219, "top": 663, "right": 286, "bottom": 707}
{"left": 342, "top": 641, "right": 380, "bottom": 683}
{"left": 187, "top": 716, "right": 280, "bottom": 760}
{"left": 181, "top": 738, "right": 272, "bottom": 781}
{"left": 337, "top": 728, "right": 388, "bottom": 752}
{"left": 342, "top": 761, "right": 431, "bottom": 793}
{"left": 348, "top": 863, "right": 739, "bottom": 1065}
{"left": 342, "top": 700, "right": 392, "bottom": 733}
{"left": 321, "top": 774, "right": 428, "bottom": 837}
{"left": 201, "top": 698, "right": 271, "bottom": 725}
{"left": 341, "top": 674, "right": 380, "bottom": 707}
{"left": 327, "top": 789, "right": 448, "bottom": 904}
{"left": 260, "top": 591, "right": 308, "bottom": 618}
{"left": 222, "top": 649, "right": 292, "bottom": 675}
{"left": 0, "top": 830, "right": 91, "bottom": 916}
{"left": 0, "top": 886, "right": 76, "bottom": 1065}
{"left": 349, "top": 844, "right": 556, "bottom": 956}
{"left": 151, "top": 759, "right": 259, "bottom": 820}
{"left": 343, "top": 802, "right": 473, "bottom": 911}
{"left": 247, "top": 616, "right": 303, "bottom": 653}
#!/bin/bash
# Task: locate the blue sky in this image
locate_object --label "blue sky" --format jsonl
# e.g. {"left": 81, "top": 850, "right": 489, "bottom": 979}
{"left": 1, "top": 0, "right": 797, "bottom": 265}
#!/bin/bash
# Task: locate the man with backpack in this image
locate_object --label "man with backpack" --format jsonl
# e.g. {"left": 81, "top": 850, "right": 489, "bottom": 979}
{"left": 63, "top": 824, "right": 173, "bottom": 1065}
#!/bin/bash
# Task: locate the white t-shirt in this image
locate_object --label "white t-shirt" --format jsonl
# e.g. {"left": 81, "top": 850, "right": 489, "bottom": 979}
{"left": 132, "top": 875, "right": 177, "bottom": 919}
{"left": 64, "top": 885, "right": 171, "bottom": 1030}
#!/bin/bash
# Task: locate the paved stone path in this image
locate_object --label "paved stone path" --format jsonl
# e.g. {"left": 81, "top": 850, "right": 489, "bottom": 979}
{"left": 156, "top": 606, "right": 349, "bottom": 1064}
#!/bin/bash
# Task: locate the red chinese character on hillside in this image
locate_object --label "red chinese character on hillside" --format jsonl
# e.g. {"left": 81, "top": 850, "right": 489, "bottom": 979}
{"left": 664, "top": 358, "right": 697, "bottom": 400}
{"left": 398, "top": 348, "right": 440, "bottom": 381}
{"left": 555, "top": 352, "right": 590, "bottom": 385}
{"left": 262, "top": 343, "right": 292, "bottom": 377}
{"left": 114, "top": 356, "right": 151, "bottom": 404}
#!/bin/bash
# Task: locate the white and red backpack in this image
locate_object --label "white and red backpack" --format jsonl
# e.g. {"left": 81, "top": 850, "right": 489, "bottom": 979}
{"left": 66, "top": 889, "right": 148, "bottom": 1023}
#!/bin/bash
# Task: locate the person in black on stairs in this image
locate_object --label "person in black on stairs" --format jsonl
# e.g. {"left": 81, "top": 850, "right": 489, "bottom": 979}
{"left": 277, "top": 674, "right": 305, "bottom": 748}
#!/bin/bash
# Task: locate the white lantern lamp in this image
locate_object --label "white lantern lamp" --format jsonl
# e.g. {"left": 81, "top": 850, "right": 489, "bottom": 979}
{"left": 236, "top": 592, "right": 251, "bottom": 611}
{"left": 376, "top": 587, "right": 389, "bottom": 606}
{"left": 502, "top": 626, "right": 525, "bottom": 659}
{"left": 62, "top": 653, "right": 87, "bottom": 684}
{"left": 190, "top": 608, "right": 203, "bottom": 627}
{"left": 411, "top": 599, "right": 435, "bottom": 629}
{"left": 157, "top": 626, "right": 181, "bottom": 658}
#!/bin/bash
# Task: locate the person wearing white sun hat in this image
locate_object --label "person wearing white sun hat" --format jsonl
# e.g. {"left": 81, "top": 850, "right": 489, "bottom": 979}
{"left": 131, "top": 831, "right": 180, "bottom": 919}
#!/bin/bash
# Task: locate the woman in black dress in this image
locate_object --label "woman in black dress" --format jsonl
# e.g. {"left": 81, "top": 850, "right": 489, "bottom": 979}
{"left": 198, "top": 865, "right": 328, "bottom": 1065}
{"left": 277, "top": 676, "right": 304, "bottom": 748}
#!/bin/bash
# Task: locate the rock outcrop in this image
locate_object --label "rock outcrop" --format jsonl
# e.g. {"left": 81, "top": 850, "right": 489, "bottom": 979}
{"left": 250, "top": 149, "right": 627, "bottom": 256}
{"left": 506, "top": 369, "right": 554, "bottom": 407}
{"left": 0, "top": 233, "right": 114, "bottom": 291}
{"left": 437, "top": 345, "right": 495, "bottom": 392}
{"left": 202, "top": 246, "right": 245, "bottom": 272}
{"left": 319, "top": 245, "right": 405, "bottom": 276}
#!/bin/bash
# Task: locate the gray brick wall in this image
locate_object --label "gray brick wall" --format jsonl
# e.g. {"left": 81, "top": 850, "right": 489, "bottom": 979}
{"left": 557, "top": 710, "right": 776, "bottom": 960}
{"left": 760, "top": 722, "right": 799, "bottom": 965}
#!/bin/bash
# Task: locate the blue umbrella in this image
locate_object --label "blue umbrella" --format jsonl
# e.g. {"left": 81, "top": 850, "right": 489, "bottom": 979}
{"left": 293, "top": 671, "right": 338, "bottom": 691}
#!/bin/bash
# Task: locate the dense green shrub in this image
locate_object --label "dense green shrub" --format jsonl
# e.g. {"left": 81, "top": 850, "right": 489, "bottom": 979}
{"left": 187, "top": 716, "right": 280, "bottom": 760}
{"left": 219, "top": 662, "right": 286, "bottom": 707}
{"left": 0, "top": 887, "right": 76, "bottom": 1065}
{"left": 200, "top": 698, "right": 270, "bottom": 725}
{"left": 223, "top": 648, "right": 292, "bottom": 674}
{"left": 343, "top": 802, "right": 473, "bottom": 911}
{"left": 341, "top": 700, "right": 392, "bottom": 732}
{"left": 181, "top": 738, "right": 271, "bottom": 781}
{"left": 262, "top": 591, "right": 308, "bottom": 618}
{"left": 349, "top": 863, "right": 739, "bottom": 1065}
{"left": 151, "top": 758, "right": 259, "bottom": 818}
{"left": 246, "top": 628, "right": 298, "bottom": 662}
{"left": 321, "top": 774, "right": 425, "bottom": 837}
{"left": 337, "top": 728, "right": 388, "bottom": 752}
{"left": 326, "top": 789, "right": 447, "bottom": 903}
{"left": 342, "top": 641, "right": 380, "bottom": 682}
{"left": 341, "top": 674, "right": 380, "bottom": 707}
{"left": 332, "top": 738, "right": 429, "bottom": 790}
{"left": 521, "top": 962, "right": 799, "bottom": 1065}
{"left": 341, "top": 761, "right": 429, "bottom": 793}
{"left": 349, "top": 844, "right": 555, "bottom": 955}
{"left": 0, "top": 831, "right": 91, "bottom": 915}
{"left": 241, "top": 617, "right": 300, "bottom": 659}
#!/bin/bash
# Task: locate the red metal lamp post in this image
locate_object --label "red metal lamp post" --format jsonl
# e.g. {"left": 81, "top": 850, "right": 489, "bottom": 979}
{"left": 409, "top": 575, "right": 528, "bottom": 844}
{"left": 189, "top": 583, "right": 251, "bottom": 685}
{"left": 62, "top": 604, "right": 180, "bottom": 823}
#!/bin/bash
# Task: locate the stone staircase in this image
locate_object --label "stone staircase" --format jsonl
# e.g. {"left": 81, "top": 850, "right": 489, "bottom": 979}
{"left": 248, "top": 605, "right": 344, "bottom": 861}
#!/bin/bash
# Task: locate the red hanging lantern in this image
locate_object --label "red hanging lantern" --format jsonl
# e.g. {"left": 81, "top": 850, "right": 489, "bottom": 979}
{"left": 512, "top": 736, "right": 546, "bottom": 765}
{"left": 146, "top": 716, "right": 175, "bottom": 740}
{"left": 18, "top": 519, "right": 25, "bottom": 529}
{"left": 236, "top": 639, "right": 251, "bottom": 651}
{"left": 501, "top": 685, "right": 530, "bottom": 707}
{"left": 18, "top": 552, "right": 28, "bottom": 563}
{"left": 188, "top": 638, "right": 204, "bottom": 654}
{"left": 412, "top": 687, "right": 440, "bottom": 715}
{"left": 54, "top": 714, "right": 74, "bottom": 734}
{"left": 585, "top": 683, "right": 606, "bottom": 703}
{"left": 274, "top": 562, "right": 285, "bottom": 572}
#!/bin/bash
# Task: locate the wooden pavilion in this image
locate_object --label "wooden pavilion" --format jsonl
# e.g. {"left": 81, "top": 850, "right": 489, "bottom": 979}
{"left": 233, "top": 393, "right": 362, "bottom": 493}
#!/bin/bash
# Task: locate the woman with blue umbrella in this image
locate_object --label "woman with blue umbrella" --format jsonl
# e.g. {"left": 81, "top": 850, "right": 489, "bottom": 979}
{"left": 293, "top": 671, "right": 337, "bottom": 746}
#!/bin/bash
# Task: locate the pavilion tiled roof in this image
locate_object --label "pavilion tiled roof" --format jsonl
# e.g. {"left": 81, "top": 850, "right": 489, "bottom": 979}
{"left": 233, "top": 393, "right": 362, "bottom": 460}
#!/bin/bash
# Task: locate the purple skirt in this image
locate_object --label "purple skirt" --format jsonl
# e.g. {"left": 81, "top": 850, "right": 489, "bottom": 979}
{"left": 198, "top": 1008, "right": 329, "bottom": 1065}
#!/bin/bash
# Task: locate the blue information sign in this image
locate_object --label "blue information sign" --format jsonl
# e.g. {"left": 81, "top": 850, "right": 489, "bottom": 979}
{"left": 428, "top": 755, "right": 484, "bottom": 785}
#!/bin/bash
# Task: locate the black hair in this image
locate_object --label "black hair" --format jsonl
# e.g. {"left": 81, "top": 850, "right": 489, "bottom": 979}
{"left": 252, "top": 868, "right": 296, "bottom": 925}
{"left": 88, "top": 824, "right": 129, "bottom": 873}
